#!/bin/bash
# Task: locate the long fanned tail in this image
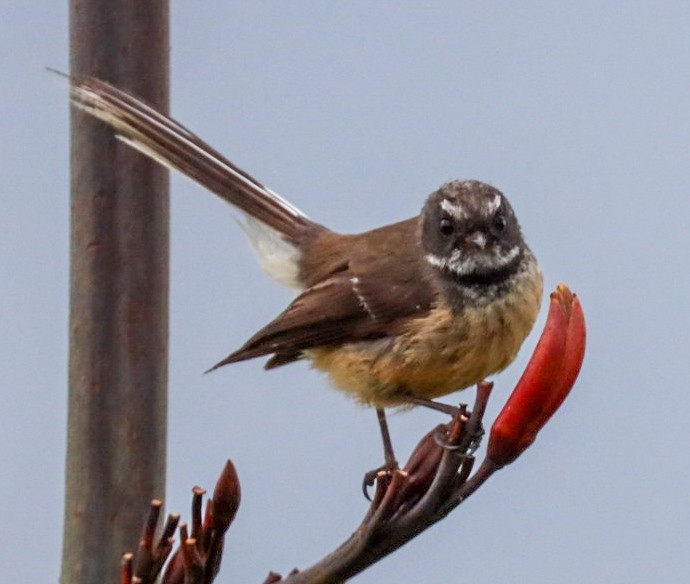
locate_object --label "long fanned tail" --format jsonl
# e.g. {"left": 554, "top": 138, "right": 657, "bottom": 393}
{"left": 70, "top": 76, "right": 317, "bottom": 288}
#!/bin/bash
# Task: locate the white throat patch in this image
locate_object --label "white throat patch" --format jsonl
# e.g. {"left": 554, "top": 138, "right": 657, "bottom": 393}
{"left": 425, "top": 245, "right": 520, "bottom": 277}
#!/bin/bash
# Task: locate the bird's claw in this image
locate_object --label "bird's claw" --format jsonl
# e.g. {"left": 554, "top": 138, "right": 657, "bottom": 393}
{"left": 361, "top": 462, "right": 402, "bottom": 501}
{"left": 432, "top": 421, "right": 484, "bottom": 453}
{"left": 468, "top": 424, "right": 485, "bottom": 454}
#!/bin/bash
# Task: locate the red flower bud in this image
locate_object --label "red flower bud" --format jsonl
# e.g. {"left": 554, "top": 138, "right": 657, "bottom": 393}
{"left": 211, "top": 459, "right": 241, "bottom": 534}
{"left": 487, "top": 284, "right": 586, "bottom": 467}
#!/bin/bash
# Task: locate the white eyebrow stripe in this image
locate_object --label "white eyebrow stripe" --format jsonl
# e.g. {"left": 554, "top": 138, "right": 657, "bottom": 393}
{"left": 440, "top": 199, "right": 466, "bottom": 220}
{"left": 485, "top": 193, "right": 502, "bottom": 215}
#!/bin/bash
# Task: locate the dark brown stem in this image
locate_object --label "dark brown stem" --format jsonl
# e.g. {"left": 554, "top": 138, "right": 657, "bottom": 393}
{"left": 273, "top": 383, "right": 500, "bottom": 584}
{"left": 203, "top": 536, "right": 224, "bottom": 584}
{"left": 121, "top": 553, "right": 133, "bottom": 584}
{"left": 181, "top": 539, "right": 204, "bottom": 584}
{"left": 157, "top": 514, "right": 181, "bottom": 556}
{"left": 191, "top": 488, "right": 206, "bottom": 541}
{"left": 143, "top": 500, "right": 162, "bottom": 550}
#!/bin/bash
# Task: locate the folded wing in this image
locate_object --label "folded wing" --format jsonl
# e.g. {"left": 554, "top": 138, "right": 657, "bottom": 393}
{"left": 209, "top": 268, "right": 434, "bottom": 370}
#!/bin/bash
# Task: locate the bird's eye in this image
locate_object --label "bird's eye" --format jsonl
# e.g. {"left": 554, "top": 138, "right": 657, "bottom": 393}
{"left": 492, "top": 214, "right": 507, "bottom": 233}
{"left": 439, "top": 217, "right": 454, "bottom": 236}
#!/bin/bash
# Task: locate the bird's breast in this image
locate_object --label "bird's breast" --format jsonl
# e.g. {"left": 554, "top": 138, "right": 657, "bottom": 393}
{"left": 308, "top": 263, "right": 543, "bottom": 407}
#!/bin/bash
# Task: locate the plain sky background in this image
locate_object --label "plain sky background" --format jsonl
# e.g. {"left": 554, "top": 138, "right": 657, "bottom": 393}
{"left": 3, "top": 2, "right": 690, "bottom": 582}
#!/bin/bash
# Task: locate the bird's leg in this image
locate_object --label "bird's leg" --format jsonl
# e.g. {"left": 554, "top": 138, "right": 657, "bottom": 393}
{"left": 376, "top": 407, "right": 398, "bottom": 470}
{"left": 400, "top": 395, "right": 460, "bottom": 416}
{"left": 362, "top": 407, "right": 401, "bottom": 499}
{"left": 401, "top": 394, "right": 485, "bottom": 453}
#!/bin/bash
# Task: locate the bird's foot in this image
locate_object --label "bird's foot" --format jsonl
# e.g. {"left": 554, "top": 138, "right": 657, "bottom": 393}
{"left": 362, "top": 459, "right": 407, "bottom": 501}
{"left": 361, "top": 407, "right": 403, "bottom": 500}
{"left": 467, "top": 423, "right": 485, "bottom": 454}
{"left": 431, "top": 421, "right": 485, "bottom": 453}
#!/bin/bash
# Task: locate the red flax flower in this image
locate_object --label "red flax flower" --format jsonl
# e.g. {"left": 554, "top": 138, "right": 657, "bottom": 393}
{"left": 488, "top": 284, "right": 586, "bottom": 467}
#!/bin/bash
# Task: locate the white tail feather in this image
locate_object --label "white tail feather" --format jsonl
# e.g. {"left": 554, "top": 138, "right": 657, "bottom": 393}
{"left": 119, "top": 136, "right": 304, "bottom": 289}
{"left": 239, "top": 217, "right": 303, "bottom": 289}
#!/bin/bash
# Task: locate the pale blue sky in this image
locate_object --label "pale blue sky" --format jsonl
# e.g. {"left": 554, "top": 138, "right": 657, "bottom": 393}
{"left": 3, "top": 2, "right": 690, "bottom": 582}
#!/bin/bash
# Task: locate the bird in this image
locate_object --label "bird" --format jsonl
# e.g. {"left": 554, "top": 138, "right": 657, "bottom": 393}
{"left": 69, "top": 76, "right": 543, "bottom": 473}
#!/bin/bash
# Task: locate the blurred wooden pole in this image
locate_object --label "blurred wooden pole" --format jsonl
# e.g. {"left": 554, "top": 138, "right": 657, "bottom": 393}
{"left": 62, "top": 2, "right": 169, "bottom": 584}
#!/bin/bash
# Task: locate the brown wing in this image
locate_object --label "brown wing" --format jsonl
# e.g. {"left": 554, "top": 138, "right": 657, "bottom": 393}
{"left": 208, "top": 269, "right": 434, "bottom": 371}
